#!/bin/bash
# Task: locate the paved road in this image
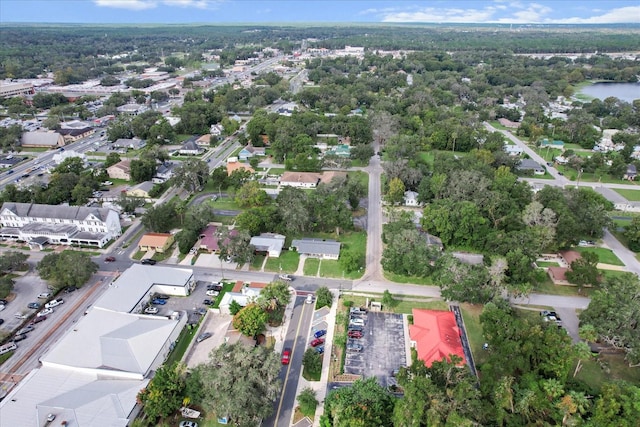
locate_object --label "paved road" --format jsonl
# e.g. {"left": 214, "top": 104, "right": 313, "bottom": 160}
{"left": 263, "top": 294, "right": 314, "bottom": 427}
{"left": 361, "top": 140, "right": 384, "bottom": 282}
{"left": 602, "top": 229, "right": 640, "bottom": 276}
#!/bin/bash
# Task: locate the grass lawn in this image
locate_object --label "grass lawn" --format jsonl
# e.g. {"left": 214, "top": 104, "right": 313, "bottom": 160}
{"left": 601, "top": 269, "right": 632, "bottom": 281}
{"left": 249, "top": 254, "right": 265, "bottom": 271}
{"left": 613, "top": 188, "right": 640, "bottom": 201}
{"left": 555, "top": 164, "right": 632, "bottom": 184}
{"left": 536, "top": 261, "right": 560, "bottom": 267}
{"left": 576, "top": 352, "right": 640, "bottom": 392}
{"left": 264, "top": 250, "right": 299, "bottom": 273}
{"left": 391, "top": 299, "right": 448, "bottom": 314}
{"left": 211, "top": 282, "right": 235, "bottom": 309}
{"left": 266, "top": 167, "right": 285, "bottom": 175}
{"left": 534, "top": 275, "right": 594, "bottom": 297}
{"left": 209, "top": 196, "right": 242, "bottom": 211}
{"left": 459, "top": 304, "right": 488, "bottom": 366}
{"left": 574, "top": 247, "right": 624, "bottom": 266}
{"left": 132, "top": 250, "right": 145, "bottom": 260}
{"left": 488, "top": 120, "right": 508, "bottom": 130}
{"left": 612, "top": 217, "right": 632, "bottom": 228}
{"left": 165, "top": 324, "right": 198, "bottom": 366}
{"left": 303, "top": 258, "right": 320, "bottom": 276}
{"left": 0, "top": 351, "right": 14, "bottom": 366}
{"left": 534, "top": 147, "right": 563, "bottom": 162}
{"left": 382, "top": 271, "right": 433, "bottom": 285}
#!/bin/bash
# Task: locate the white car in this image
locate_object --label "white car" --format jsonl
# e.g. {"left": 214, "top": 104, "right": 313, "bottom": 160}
{"left": 305, "top": 294, "right": 314, "bottom": 304}
{"left": 144, "top": 306, "right": 159, "bottom": 314}
{"left": 205, "top": 290, "right": 219, "bottom": 297}
{"left": 349, "top": 317, "right": 365, "bottom": 326}
{"left": 45, "top": 299, "right": 64, "bottom": 309}
{"left": 37, "top": 308, "right": 53, "bottom": 317}
{"left": 37, "top": 292, "right": 52, "bottom": 299}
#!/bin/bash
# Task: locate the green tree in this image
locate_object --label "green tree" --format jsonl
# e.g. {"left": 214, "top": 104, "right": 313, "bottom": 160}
{"left": 116, "top": 193, "right": 145, "bottom": 214}
{"left": 322, "top": 377, "right": 395, "bottom": 427}
{"left": 302, "top": 348, "right": 322, "bottom": 378}
{"left": 235, "top": 181, "right": 271, "bottom": 208}
{"left": 232, "top": 303, "right": 267, "bottom": 338}
{"left": 130, "top": 158, "right": 156, "bottom": 183}
{"left": 276, "top": 187, "right": 310, "bottom": 234}
{"left": 104, "top": 152, "right": 121, "bottom": 168}
{"left": 434, "top": 255, "right": 493, "bottom": 303}
{"left": 37, "top": 251, "right": 98, "bottom": 290}
{"left": 53, "top": 156, "right": 85, "bottom": 175}
{"left": 173, "top": 158, "right": 209, "bottom": 192}
{"left": 141, "top": 202, "right": 178, "bottom": 233}
{"left": 565, "top": 251, "right": 600, "bottom": 289}
{"left": 0, "top": 276, "right": 15, "bottom": 299}
{"left": 624, "top": 216, "right": 640, "bottom": 251}
{"left": 297, "top": 387, "right": 318, "bottom": 417}
{"left": 579, "top": 273, "right": 640, "bottom": 365}
{"left": 137, "top": 363, "right": 186, "bottom": 421}
{"left": 315, "top": 286, "right": 333, "bottom": 309}
{"left": 0, "top": 251, "right": 28, "bottom": 272}
{"left": 257, "top": 281, "right": 291, "bottom": 311}
{"left": 229, "top": 300, "right": 243, "bottom": 315}
{"left": 386, "top": 177, "right": 405, "bottom": 205}
{"left": 218, "top": 229, "right": 254, "bottom": 265}
{"left": 195, "top": 342, "right": 281, "bottom": 427}
{"left": 381, "top": 290, "right": 397, "bottom": 309}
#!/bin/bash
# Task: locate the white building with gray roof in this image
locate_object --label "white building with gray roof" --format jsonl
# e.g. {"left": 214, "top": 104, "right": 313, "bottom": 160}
{"left": 0, "top": 264, "right": 191, "bottom": 426}
{"left": 291, "top": 238, "right": 341, "bottom": 260}
{"left": 0, "top": 202, "right": 121, "bottom": 248}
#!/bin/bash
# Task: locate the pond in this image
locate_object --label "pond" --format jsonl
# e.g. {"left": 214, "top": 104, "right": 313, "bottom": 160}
{"left": 579, "top": 82, "right": 640, "bottom": 103}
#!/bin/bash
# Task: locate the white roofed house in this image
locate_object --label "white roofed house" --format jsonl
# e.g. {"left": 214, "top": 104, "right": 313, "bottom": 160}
{"left": 250, "top": 233, "right": 286, "bottom": 257}
{"left": 404, "top": 190, "right": 421, "bottom": 207}
{"left": 516, "top": 159, "right": 545, "bottom": 176}
{"left": 21, "top": 131, "right": 65, "bottom": 148}
{"left": 152, "top": 161, "right": 175, "bottom": 183}
{"left": 0, "top": 202, "right": 122, "bottom": 248}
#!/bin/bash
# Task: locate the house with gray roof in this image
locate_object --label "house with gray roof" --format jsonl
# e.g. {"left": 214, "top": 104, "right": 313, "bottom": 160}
{"left": 250, "top": 233, "right": 286, "bottom": 257}
{"left": 112, "top": 138, "right": 146, "bottom": 151}
{"left": 291, "top": 238, "right": 341, "bottom": 260}
{"left": 179, "top": 138, "right": 204, "bottom": 155}
{"left": 516, "top": 158, "right": 545, "bottom": 175}
{"left": 0, "top": 202, "right": 121, "bottom": 248}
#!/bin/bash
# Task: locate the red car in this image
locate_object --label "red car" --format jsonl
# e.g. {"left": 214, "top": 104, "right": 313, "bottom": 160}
{"left": 310, "top": 338, "right": 325, "bottom": 347}
{"left": 104, "top": 256, "right": 116, "bottom": 262}
{"left": 281, "top": 348, "right": 291, "bottom": 365}
{"left": 348, "top": 330, "right": 363, "bottom": 339}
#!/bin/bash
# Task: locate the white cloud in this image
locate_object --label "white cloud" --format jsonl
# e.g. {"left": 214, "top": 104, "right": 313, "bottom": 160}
{"left": 552, "top": 6, "right": 640, "bottom": 24}
{"left": 94, "top": 0, "right": 157, "bottom": 10}
{"left": 382, "top": 7, "right": 495, "bottom": 23}
{"left": 94, "top": 0, "right": 222, "bottom": 10}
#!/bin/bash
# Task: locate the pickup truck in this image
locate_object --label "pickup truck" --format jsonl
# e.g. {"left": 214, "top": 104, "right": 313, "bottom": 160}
{"left": 278, "top": 274, "right": 293, "bottom": 281}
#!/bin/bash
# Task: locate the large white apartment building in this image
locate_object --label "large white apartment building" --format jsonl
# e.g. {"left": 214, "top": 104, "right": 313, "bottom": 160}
{"left": 0, "top": 202, "right": 122, "bottom": 248}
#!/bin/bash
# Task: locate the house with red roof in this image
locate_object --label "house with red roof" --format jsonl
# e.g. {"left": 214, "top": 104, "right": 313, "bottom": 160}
{"left": 409, "top": 309, "right": 466, "bottom": 367}
{"left": 198, "top": 224, "right": 238, "bottom": 253}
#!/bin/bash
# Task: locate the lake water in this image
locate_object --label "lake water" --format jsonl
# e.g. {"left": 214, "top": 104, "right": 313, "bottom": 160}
{"left": 579, "top": 82, "right": 640, "bottom": 103}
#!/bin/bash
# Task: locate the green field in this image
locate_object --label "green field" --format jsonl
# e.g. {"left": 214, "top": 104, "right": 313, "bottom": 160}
{"left": 303, "top": 258, "right": 320, "bottom": 276}
{"left": 382, "top": 271, "right": 433, "bottom": 285}
{"left": 574, "top": 247, "right": 624, "bottom": 266}
{"left": 613, "top": 188, "right": 640, "bottom": 201}
{"left": 576, "top": 352, "right": 640, "bottom": 392}
{"left": 264, "top": 250, "right": 299, "bottom": 273}
{"left": 536, "top": 261, "right": 560, "bottom": 267}
{"left": 249, "top": 254, "right": 265, "bottom": 271}
{"left": 459, "top": 304, "right": 488, "bottom": 365}
{"left": 348, "top": 170, "right": 369, "bottom": 189}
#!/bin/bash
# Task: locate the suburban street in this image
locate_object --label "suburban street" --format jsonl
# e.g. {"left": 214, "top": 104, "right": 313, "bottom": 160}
{"left": 360, "top": 139, "right": 384, "bottom": 283}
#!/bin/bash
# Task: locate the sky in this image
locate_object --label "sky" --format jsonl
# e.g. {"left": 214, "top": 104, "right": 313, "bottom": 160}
{"left": 1, "top": 0, "right": 639, "bottom": 24}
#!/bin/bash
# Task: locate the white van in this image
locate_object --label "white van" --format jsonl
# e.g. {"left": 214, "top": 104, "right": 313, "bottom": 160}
{"left": 0, "top": 342, "right": 17, "bottom": 355}
{"left": 45, "top": 299, "right": 64, "bottom": 309}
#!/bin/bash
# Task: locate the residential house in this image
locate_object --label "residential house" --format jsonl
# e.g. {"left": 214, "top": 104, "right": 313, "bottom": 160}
{"left": 409, "top": 309, "right": 466, "bottom": 367}
{"left": 326, "top": 144, "right": 351, "bottom": 158}
{"left": 21, "top": 132, "right": 65, "bottom": 148}
{"left": 560, "top": 250, "right": 581, "bottom": 266}
{"left": 58, "top": 127, "right": 95, "bottom": 143}
{"left": 249, "top": 233, "right": 286, "bottom": 257}
{"left": 319, "top": 171, "right": 347, "bottom": 185}
{"left": 280, "top": 172, "right": 320, "bottom": 188}
{"left": 53, "top": 150, "right": 87, "bottom": 166}
{"left": 210, "top": 124, "right": 224, "bottom": 136}
{"left": 422, "top": 232, "right": 444, "bottom": 250}
{"left": 127, "top": 181, "right": 154, "bottom": 199}
{"left": 152, "top": 161, "right": 175, "bottom": 184}
{"left": 199, "top": 224, "right": 238, "bottom": 252}
{"left": 498, "top": 118, "right": 521, "bottom": 129}
{"left": 0, "top": 202, "right": 122, "bottom": 248}
{"left": 113, "top": 138, "right": 146, "bottom": 151}
{"left": 179, "top": 139, "right": 204, "bottom": 156}
{"left": 218, "top": 281, "right": 266, "bottom": 315}
{"left": 516, "top": 159, "right": 545, "bottom": 175}
{"left": 107, "top": 159, "right": 131, "bottom": 181}
{"left": 547, "top": 266, "right": 570, "bottom": 285}
{"left": 0, "top": 264, "right": 191, "bottom": 427}
{"left": 238, "top": 145, "right": 266, "bottom": 161}
{"left": 504, "top": 144, "right": 523, "bottom": 156}
{"left": 226, "top": 158, "right": 254, "bottom": 176}
{"left": 404, "top": 191, "right": 421, "bottom": 207}
{"left": 624, "top": 164, "right": 637, "bottom": 181}
{"left": 291, "top": 238, "right": 341, "bottom": 260}
{"left": 196, "top": 134, "right": 212, "bottom": 147}
{"left": 117, "top": 104, "right": 148, "bottom": 116}
{"left": 138, "top": 232, "right": 174, "bottom": 253}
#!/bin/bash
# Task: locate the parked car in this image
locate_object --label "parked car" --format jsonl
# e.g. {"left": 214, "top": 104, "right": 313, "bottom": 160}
{"left": 27, "top": 302, "right": 41, "bottom": 310}
{"left": 45, "top": 299, "right": 64, "bottom": 309}
{"left": 64, "top": 286, "right": 77, "bottom": 293}
{"left": 206, "top": 289, "right": 219, "bottom": 297}
{"left": 281, "top": 347, "right": 291, "bottom": 365}
{"left": 153, "top": 294, "right": 170, "bottom": 300}
{"left": 17, "top": 325, "right": 34, "bottom": 335}
{"left": 196, "top": 332, "right": 212, "bottom": 343}
{"left": 347, "top": 343, "right": 364, "bottom": 352}
{"left": 348, "top": 325, "right": 364, "bottom": 332}
{"left": 12, "top": 334, "right": 27, "bottom": 342}
{"left": 144, "top": 306, "right": 159, "bottom": 314}
{"left": 0, "top": 299, "right": 7, "bottom": 305}
{"left": 37, "top": 308, "right": 53, "bottom": 317}
{"left": 141, "top": 258, "right": 157, "bottom": 265}
{"left": 14, "top": 313, "right": 27, "bottom": 319}
{"left": 314, "top": 329, "right": 327, "bottom": 339}
{"left": 349, "top": 318, "right": 365, "bottom": 326}
{"left": 348, "top": 330, "right": 364, "bottom": 339}
{"left": 278, "top": 274, "right": 293, "bottom": 281}
{"left": 37, "top": 292, "right": 51, "bottom": 299}
{"left": 310, "top": 338, "right": 324, "bottom": 347}
{"left": 203, "top": 299, "right": 212, "bottom": 305}
{"left": 207, "top": 283, "right": 223, "bottom": 291}
{"left": 104, "top": 256, "right": 116, "bottom": 262}
{"left": 151, "top": 299, "right": 167, "bottom": 305}
{"left": 0, "top": 319, "right": 4, "bottom": 326}
{"left": 316, "top": 345, "right": 325, "bottom": 354}
{"left": 179, "top": 422, "right": 198, "bottom": 427}
{"left": 195, "top": 307, "right": 207, "bottom": 315}
{"left": 31, "top": 315, "right": 47, "bottom": 324}
{"left": 305, "top": 294, "right": 314, "bottom": 304}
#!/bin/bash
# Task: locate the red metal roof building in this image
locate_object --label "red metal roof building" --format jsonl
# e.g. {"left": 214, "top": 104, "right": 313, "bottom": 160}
{"left": 409, "top": 309, "right": 466, "bottom": 367}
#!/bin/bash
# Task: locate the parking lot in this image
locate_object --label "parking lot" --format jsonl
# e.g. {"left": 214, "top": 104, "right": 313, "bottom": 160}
{"left": 344, "top": 311, "right": 407, "bottom": 387}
